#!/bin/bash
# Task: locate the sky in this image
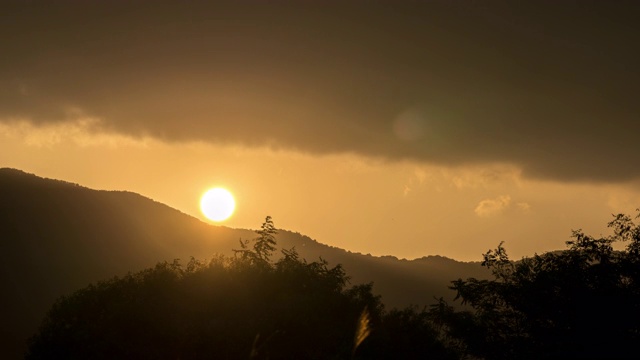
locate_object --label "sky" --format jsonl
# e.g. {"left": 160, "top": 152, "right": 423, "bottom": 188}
{"left": 2, "top": 1, "right": 640, "bottom": 261}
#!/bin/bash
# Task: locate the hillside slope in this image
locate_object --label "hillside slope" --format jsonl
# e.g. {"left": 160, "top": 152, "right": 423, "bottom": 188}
{"left": 0, "top": 168, "right": 488, "bottom": 358}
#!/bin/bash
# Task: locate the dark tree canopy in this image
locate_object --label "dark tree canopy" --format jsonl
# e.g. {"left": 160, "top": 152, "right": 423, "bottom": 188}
{"left": 26, "top": 217, "right": 457, "bottom": 360}
{"left": 28, "top": 212, "right": 640, "bottom": 359}
{"left": 443, "top": 211, "right": 640, "bottom": 359}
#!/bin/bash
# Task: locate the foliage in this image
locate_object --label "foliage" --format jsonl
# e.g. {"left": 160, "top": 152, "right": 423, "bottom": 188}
{"left": 358, "top": 303, "right": 461, "bottom": 360}
{"left": 445, "top": 211, "right": 640, "bottom": 359}
{"left": 27, "top": 216, "right": 456, "bottom": 359}
{"left": 234, "top": 215, "right": 278, "bottom": 265}
{"left": 34, "top": 210, "right": 640, "bottom": 359}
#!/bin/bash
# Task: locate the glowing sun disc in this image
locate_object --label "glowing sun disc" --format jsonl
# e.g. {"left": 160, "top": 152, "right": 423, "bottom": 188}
{"left": 200, "top": 188, "right": 235, "bottom": 221}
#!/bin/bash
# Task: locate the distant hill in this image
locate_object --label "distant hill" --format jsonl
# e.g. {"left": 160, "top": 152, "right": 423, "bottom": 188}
{"left": 0, "top": 168, "right": 489, "bottom": 358}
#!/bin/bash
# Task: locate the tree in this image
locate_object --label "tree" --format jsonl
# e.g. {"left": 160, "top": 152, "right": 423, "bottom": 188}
{"left": 254, "top": 215, "right": 277, "bottom": 260}
{"left": 24, "top": 215, "right": 472, "bottom": 359}
{"left": 26, "top": 217, "right": 390, "bottom": 359}
{"left": 445, "top": 211, "right": 640, "bottom": 359}
{"left": 234, "top": 216, "right": 278, "bottom": 264}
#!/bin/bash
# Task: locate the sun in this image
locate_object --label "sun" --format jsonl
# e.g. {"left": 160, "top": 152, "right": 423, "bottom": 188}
{"left": 200, "top": 188, "right": 235, "bottom": 222}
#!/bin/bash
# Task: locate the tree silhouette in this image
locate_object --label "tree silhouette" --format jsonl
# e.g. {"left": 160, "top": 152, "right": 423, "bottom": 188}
{"left": 444, "top": 211, "right": 640, "bottom": 359}
{"left": 234, "top": 216, "right": 278, "bottom": 265}
{"left": 254, "top": 216, "right": 277, "bottom": 260}
{"left": 26, "top": 215, "right": 464, "bottom": 359}
{"left": 29, "top": 217, "right": 435, "bottom": 359}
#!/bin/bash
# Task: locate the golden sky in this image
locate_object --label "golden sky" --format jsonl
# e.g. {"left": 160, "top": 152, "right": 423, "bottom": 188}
{"left": 2, "top": 1, "right": 639, "bottom": 261}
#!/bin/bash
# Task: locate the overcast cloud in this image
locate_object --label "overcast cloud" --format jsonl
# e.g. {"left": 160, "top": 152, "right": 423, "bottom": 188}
{"left": 1, "top": 1, "right": 639, "bottom": 182}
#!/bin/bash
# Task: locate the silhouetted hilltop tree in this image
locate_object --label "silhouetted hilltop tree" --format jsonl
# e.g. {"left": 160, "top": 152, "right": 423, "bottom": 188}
{"left": 234, "top": 215, "right": 278, "bottom": 264}
{"left": 438, "top": 211, "right": 640, "bottom": 359}
{"left": 26, "top": 217, "right": 458, "bottom": 359}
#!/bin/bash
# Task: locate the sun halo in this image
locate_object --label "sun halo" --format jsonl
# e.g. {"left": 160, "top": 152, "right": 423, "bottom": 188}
{"left": 200, "top": 188, "right": 235, "bottom": 222}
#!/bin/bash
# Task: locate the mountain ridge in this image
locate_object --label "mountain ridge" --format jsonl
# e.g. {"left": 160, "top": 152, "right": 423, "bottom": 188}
{"left": 0, "top": 167, "right": 488, "bottom": 358}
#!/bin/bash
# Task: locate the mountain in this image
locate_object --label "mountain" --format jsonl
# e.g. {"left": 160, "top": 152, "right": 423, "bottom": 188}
{"left": 0, "top": 168, "right": 488, "bottom": 358}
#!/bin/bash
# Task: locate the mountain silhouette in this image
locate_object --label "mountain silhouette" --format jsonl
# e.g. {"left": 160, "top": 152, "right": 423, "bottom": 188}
{"left": 0, "top": 168, "right": 487, "bottom": 358}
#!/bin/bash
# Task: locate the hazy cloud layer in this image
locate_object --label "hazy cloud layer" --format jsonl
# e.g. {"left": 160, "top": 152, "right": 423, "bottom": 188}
{"left": 2, "top": 1, "right": 639, "bottom": 182}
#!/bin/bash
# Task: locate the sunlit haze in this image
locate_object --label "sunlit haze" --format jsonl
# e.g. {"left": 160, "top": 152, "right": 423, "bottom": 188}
{"left": 1, "top": 2, "right": 639, "bottom": 261}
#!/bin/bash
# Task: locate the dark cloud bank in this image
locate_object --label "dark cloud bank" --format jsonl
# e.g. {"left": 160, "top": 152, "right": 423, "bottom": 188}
{"left": 1, "top": 1, "right": 639, "bottom": 182}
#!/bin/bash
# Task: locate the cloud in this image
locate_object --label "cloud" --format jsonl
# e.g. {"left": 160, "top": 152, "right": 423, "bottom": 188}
{"left": 1, "top": 2, "right": 639, "bottom": 183}
{"left": 475, "top": 195, "right": 512, "bottom": 217}
{"left": 450, "top": 165, "right": 521, "bottom": 190}
{"left": 0, "top": 119, "right": 149, "bottom": 148}
{"left": 516, "top": 202, "right": 532, "bottom": 212}
{"left": 414, "top": 168, "right": 428, "bottom": 185}
{"left": 402, "top": 167, "right": 431, "bottom": 197}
